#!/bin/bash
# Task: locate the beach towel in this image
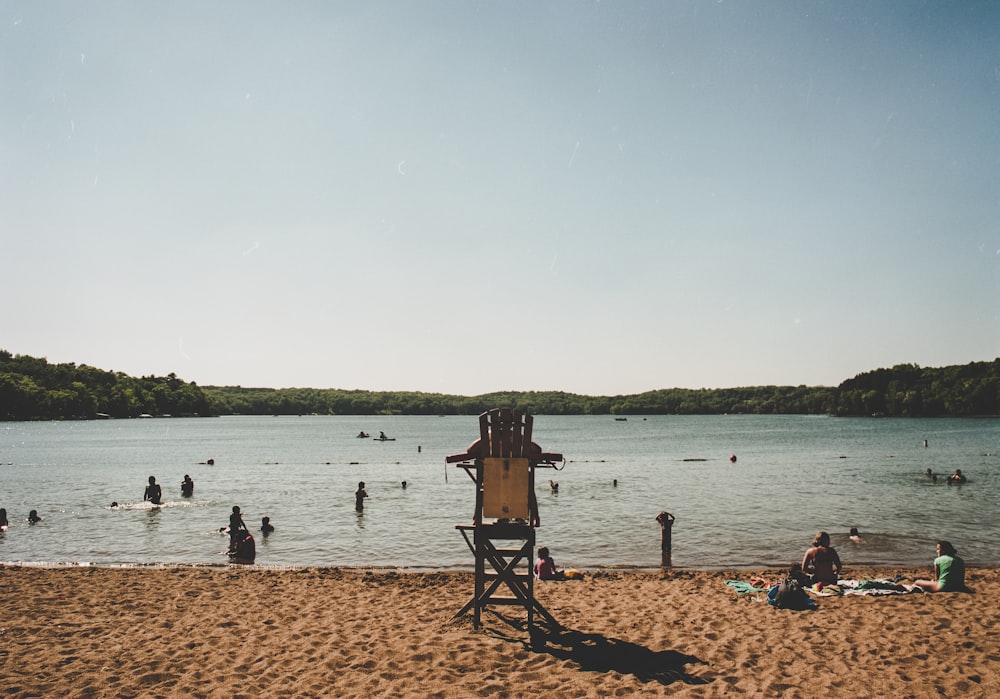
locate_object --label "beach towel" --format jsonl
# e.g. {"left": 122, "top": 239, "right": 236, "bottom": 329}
{"left": 725, "top": 580, "right": 766, "bottom": 595}
{"left": 836, "top": 579, "right": 921, "bottom": 596}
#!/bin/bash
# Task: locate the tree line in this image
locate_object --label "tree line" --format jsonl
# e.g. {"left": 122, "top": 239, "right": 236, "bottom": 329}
{"left": 1, "top": 349, "right": 997, "bottom": 420}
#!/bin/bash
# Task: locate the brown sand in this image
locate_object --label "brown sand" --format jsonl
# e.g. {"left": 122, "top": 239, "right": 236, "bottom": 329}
{"left": 1, "top": 565, "right": 997, "bottom": 698}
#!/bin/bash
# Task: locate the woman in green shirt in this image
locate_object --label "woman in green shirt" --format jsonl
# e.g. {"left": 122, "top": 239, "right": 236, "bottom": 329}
{"left": 915, "top": 541, "right": 965, "bottom": 592}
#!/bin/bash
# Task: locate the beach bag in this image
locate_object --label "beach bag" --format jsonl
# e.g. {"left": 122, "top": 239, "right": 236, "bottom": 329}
{"left": 773, "top": 577, "right": 810, "bottom": 610}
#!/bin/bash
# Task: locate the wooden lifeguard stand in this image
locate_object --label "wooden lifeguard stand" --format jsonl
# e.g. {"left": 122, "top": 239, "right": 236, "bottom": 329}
{"left": 447, "top": 408, "right": 564, "bottom": 631}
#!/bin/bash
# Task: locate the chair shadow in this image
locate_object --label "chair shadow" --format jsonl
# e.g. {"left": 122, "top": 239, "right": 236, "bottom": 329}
{"left": 482, "top": 613, "right": 712, "bottom": 687}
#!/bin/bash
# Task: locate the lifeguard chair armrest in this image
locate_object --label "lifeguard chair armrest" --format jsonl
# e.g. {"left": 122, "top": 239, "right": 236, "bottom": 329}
{"left": 445, "top": 451, "right": 563, "bottom": 464}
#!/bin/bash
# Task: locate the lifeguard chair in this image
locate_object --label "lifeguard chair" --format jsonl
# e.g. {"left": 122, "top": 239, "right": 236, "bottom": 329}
{"left": 447, "top": 408, "right": 564, "bottom": 631}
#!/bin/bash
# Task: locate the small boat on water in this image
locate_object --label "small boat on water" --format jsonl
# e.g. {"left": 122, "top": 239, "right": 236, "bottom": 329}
{"left": 614, "top": 417, "right": 627, "bottom": 422}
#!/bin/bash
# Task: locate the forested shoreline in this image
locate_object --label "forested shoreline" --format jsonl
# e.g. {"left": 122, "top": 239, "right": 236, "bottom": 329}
{"left": 1, "top": 350, "right": 997, "bottom": 420}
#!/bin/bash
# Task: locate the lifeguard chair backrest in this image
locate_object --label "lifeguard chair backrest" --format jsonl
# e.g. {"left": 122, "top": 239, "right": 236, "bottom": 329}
{"left": 479, "top": 409, "right": 533, "bottom": 519}
{"left": 479, "top": 408, "right": 533, "bottom": 459}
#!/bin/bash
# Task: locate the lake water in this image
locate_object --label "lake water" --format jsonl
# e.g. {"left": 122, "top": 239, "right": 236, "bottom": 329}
{"left": 0, "top": 415, "right": 996, "bottom": 570}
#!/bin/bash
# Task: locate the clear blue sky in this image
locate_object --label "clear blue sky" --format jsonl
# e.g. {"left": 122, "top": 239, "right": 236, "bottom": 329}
{"left": 3, "top": 2, "right": 998, "bottom": 394}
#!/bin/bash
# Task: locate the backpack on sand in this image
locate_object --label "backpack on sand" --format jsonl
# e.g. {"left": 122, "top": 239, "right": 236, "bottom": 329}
{"left": 771, "top": 577, "right": 812, "bottom": 610}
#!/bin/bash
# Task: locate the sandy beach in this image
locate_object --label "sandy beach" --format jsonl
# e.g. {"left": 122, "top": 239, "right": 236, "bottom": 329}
{"left": 1, "top": 565, "right": 997, "bottom": 698}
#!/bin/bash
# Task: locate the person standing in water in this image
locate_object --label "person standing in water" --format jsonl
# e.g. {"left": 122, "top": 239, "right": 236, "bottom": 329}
{"left": 143, "top": 476, "right": 162, "bottom": 505}
{"left": 229, "top": 506, "right": 247, "bottom": 551}
{"left": 355, "top": 482, "right": 368, "bottom": 512}
{"left": 181, "top": 475, "right": 194, "bottom": 497}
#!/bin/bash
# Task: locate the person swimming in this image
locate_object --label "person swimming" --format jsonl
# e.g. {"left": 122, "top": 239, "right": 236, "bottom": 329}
{"left": 28, "top": 509, "right": 42, "bottom": 524}
{"left": 849, "top": 527, "right": 864, "bottom": 543}
{"left": 260, "top": 516, "right": 274, "bottom": 534}
{"left": 947, "top": 469, "right": 967, "bottom": 484}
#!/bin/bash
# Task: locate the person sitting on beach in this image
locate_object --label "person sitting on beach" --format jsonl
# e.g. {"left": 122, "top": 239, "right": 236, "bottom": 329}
{"left": 143, "top": 475, "right": 162, "bottom": 505}
{"left": 260, "top": 516, "right": 274, "bottom": 534}
{"left": 947, "top": 469, "right": 967, "bottom": 485}
{"left": 915, "top": 541, "right": 966, "bottom": 592}
{"left": 801, "top": 531, "right": 842, "bottom": 585}
{"left": 534, "top": 546, "right": 565, "bottom": 581}
{"left": 229, "top": 506, "right": 247, "bottom": 551}
{"left": 28, "top": 509, "right": 42, "bottom": 524}
{"left": 355, "top": 482, "right": 368, "bottom": 512}
{"left": 181, "top": 475, "right": 194, "bottom": 497}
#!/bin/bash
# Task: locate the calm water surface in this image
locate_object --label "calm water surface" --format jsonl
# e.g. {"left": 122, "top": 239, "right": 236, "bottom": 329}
{"left": 0, "top": 415, "right": 996, "bottom": 570}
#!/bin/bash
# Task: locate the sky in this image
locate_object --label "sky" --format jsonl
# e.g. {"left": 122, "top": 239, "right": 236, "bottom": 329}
{"left": 2, "top": 1, "right": 999, "bottom": 395}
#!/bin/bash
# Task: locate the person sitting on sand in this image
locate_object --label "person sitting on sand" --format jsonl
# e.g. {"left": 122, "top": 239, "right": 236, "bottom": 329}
{"left": 802, "top": 531, "right": 842, "bottom": 585}
{"left": 260, "top": 516, "right": 274, "bottom": 534}
{"left": 143, "top": 475, "right": 162, "bottom": 505}
{"left": 181, "top": 475, "right": 194, "bottom": 497}
{"left": 915, "top": 541, "right": 965, "bottom": 592}
{"left": 28, "top": 509, "right": 42, "bottom": 524}
{"left": 947, "top": 469, "right": 967, "bottom": 485}
{"left": 534, "top": 546, "right": 565, "bottom": 581}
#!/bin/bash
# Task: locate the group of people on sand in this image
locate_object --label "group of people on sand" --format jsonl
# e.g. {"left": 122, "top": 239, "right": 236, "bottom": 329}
{"left": 793, "top": 530, "right": 965, "bottom": 593}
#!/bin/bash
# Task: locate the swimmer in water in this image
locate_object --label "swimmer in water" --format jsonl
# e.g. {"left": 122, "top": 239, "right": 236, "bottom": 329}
{"left": 260, "top": 516, "right": 274, "bottom": 534}
{"left": 849, "top": 527, "right": 864, "bottom": 543}
{"left": 355, "top": 481, "right": 368, "bottom": 512}
{"left": 28, "top": 509, "right": 42, "bottom": 524}
{"left": 947, "top": 469, "right": 967, "bottom": 485}
{"left": 143, "top": 475, "right": 162, "bottom": 505}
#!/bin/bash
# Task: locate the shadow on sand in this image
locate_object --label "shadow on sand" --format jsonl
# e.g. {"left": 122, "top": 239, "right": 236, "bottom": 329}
{"left": 481, "top": 612, "right": 712, "bottom": 688}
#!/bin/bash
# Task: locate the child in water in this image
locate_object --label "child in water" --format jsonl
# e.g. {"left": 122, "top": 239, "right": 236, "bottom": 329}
{"left": 229, "top": 506, "right": 247, "bottom": 551}
{"left": 260, "top": 516, "right": 274, "bottom": 534}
